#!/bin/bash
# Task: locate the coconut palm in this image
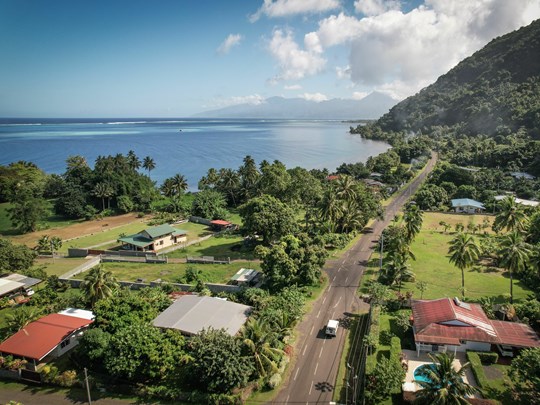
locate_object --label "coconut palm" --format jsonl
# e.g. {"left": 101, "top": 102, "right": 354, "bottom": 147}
{"left": 415, "top": 352, "right": 478, "bottom": 404}
{"left": 142, "top": 156, "right": 156, "bottom": 177}
{"left": 218, "top": 168, "right": 240, "bottom": 206}
{"left": 319, "top": 191, "right": 342, "bottom": 233}
{"left": 403, "top": 203, "right": 423, "bottom": 242}
{"left": 498, "top": 231, "right": 531, "bottom": 303}
{"left": 493, "top": 195, "right": 528, "bottom": 233}
{"left": 380, "top": 252, "right": 415, "bottom": 292}
{"left": 242, "top": 318, "right": 284, "bottom": 379}
{"left": 336, "top": 175, "right": 357, "bottom": 203}
{"left": 160, "top": 178, "right": 176, "bottom": 198}
{"left": 93, "top": 182, "right": 114, "bottom": 211}
{"left": 171, "top": 173, "right": 188, "bottom": 195}
{"left": 448, "top": 233, "right": 480, "bottom": 299}
{"left": 80, "top": 265, "right": 119, "bottom": 307}
{"left": 126, "top": 150, "right": 141, "bottom": 170}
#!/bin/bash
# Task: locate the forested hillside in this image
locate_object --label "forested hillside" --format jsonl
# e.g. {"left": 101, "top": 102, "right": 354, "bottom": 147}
{"left": 377, "top": 19, "right": 540, "bottom": 137}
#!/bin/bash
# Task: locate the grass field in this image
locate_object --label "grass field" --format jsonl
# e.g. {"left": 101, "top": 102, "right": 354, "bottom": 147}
{"left": 168, "top": 234, "right": 256, "bottom": 260}
{"left": 33, "top": 257, "right": 90, "bottom": 277}
{"left": 101, "top": 260, "right": 260, "bottom": 284}
{"left": 361, "top": 213, "right": 531, "bottom": 303}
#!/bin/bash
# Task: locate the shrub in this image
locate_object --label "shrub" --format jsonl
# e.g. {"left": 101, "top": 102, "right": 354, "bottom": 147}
{"left": 267, "top": 373, "right": 282, "bottom": 389}
{"left": 389, "top": 337, "right": 402, "bottom": 365}
{"left": 466, "top": 351, "right": 488, "bottom": 388}
{"left": 476, "top": 351, "right": 498, "bottom": 364}
{"left": 54, "top": 370, "right": 79, "bottom": 387}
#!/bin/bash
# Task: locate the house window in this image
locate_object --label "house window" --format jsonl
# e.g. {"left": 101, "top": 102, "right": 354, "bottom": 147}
{"left": 160, "top": 240, "right": 164, "bottom": 245}
{"left": 60, "top": 339, "right": 71, "bottom": 348}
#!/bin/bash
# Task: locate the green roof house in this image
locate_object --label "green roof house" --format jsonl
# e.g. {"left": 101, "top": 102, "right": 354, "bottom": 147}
{"left": 118, "top": 224, "right": 187, "bottom": 252}
{"left": 451, "top": 198, "right": 485, "bottom": 214}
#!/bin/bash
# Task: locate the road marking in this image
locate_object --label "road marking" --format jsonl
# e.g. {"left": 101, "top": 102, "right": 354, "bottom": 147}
{"left": 310, "top": 325, "right": 315, "bottom": 335}
{"left": 303, "top": 344, "right": 308, "bottom": 356}
{"left": 314, "top": 363, "right": 319, "bottom": 375}
{"left": 328, "top": 284, "right": 332, "bottom": 291}
{"left": 345, "top": 276, "right": 349, "bottom": 283}
{"left": 309, "top": 381, "right": 313, "bottom": 395}
{"left": 286, "top": 395, "right": 290, "bottom": 403}
{"left": 337, "top": 266, "right": 341, "bottom": 273}
{"left": 316, "top": 310, "right": 321, "bottom": 318}
{"left": 332, "top": 276, "right": 336, "bottom": 282}
{"left": 319, "top": 347, "right": 324, "bottom": 358}
{"left": 294, "top": 368, "right": 300, "bottom": 381}
{"left": 322, "top": 296, "right": 326, "bottom": 304}
{"left": 331, "top": 311, "right": 335, "bottom": 319}
{"left": 333, "top": 296, "right": 342, "bottom": 308}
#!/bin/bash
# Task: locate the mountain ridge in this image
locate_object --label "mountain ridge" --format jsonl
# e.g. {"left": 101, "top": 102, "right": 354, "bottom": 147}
{"left": 193, "top": 91, "right": 397, "bottom": 120}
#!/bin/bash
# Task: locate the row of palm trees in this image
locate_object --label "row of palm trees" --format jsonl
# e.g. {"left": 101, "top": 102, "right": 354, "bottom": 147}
{"left": 448, "top": 195, "right": 537, "bottom": 302}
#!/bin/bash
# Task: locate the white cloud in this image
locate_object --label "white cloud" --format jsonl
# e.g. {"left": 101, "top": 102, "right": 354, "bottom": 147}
{"left": 336, "top": 65, "right": 351, "bottom": 80}
{"left": 206, "top": 94, "right": 265, "bottom": 108}
{"left": 217, "top": 34, "right": 243, "bottom": 54}
{"left": 352, "top": 91, "right": 369, "bottom": 100}
{"left": 354, "top": 0, "right": 401, "bottom": 16}
{"left": 268, "top": 29, "right": 326, "bottom": 81}
{"left": 299, "top": 92, "right": 329, "bottom": 102}
{"left": 284, "top": 84, "right": 302, "bottom": 90}
{"left": 250, "top": 0, "right": 341, "bottom": 22}
{"left": 302, "top": 0, "right": 540, "bottom": 99}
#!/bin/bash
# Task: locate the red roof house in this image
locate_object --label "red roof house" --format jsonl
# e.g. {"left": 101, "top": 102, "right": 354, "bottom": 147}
{"left": 0, "top": 313, "right": 93, "bottom": 369}
{"left": 411, "top": 298, "right": 539, "bottom": 356}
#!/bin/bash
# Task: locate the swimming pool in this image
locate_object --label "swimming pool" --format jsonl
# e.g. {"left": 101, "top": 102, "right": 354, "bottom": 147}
{"left": 413, "top": 363, "right": 436, "bottom": 384}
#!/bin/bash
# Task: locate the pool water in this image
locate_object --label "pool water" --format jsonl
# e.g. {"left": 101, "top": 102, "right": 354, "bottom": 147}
{"left": 414, "top": 364, "right": 436, "bottom": 383}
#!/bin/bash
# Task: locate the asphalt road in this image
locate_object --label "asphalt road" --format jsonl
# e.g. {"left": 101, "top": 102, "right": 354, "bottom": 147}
{"left": 271, "top": 152, "right": 438, "bottom": 405}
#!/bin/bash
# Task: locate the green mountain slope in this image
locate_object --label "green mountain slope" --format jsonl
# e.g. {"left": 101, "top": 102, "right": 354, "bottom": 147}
{"left": 378, "top": 19, "right": 540, "bottom": 137}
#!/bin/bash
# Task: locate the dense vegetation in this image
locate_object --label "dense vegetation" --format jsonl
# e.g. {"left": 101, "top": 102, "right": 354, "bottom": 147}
{"left": 375, "top": 19, "right": 540, "bottom": 137}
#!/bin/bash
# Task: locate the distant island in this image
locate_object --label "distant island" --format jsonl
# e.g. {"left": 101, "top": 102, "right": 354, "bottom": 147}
{"left": 193, "top": 91, "right": 397, "bottom": 120}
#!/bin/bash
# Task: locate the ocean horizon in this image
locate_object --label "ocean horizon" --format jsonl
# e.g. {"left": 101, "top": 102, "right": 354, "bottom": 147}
{"left": 0, "top": 118, "right": 390, "bottom": 190}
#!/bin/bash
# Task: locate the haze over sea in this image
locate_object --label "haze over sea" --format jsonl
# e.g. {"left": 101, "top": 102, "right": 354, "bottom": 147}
{"left": 0, "top": 118, "right": 389, "bottom": 190}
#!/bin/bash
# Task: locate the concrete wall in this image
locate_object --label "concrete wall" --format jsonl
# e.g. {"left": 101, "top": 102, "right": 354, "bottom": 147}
{"left": 189, "top": 216, "right": 212, "bottom": 226}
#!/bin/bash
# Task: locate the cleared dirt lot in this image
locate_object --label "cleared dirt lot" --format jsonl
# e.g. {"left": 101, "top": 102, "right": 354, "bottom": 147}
{"left": 9, "top": 213, "right": 146, "bottom": 247}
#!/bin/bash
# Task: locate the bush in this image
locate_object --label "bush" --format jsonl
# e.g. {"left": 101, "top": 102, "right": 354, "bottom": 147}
{"left": 267, "top": 373, "right": 282, "bottom": 389}
{"left": 389, "top": 337, "right": 402, "bottom": 365}
{"left": 466, "top": 351, "right": 488, "bottom": 388}
{"left": 476, "top": 351, "right": 498, "bottom": 364}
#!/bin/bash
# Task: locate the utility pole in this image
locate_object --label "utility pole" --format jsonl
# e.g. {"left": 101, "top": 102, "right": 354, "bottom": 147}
{"left": 84, "top": 367, "right": 92, "bottom": 404}
{"left": 379, "top": 233, "right": 384, "bottom": 271}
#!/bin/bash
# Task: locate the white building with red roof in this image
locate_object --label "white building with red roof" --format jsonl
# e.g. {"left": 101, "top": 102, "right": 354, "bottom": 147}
{"left": 411, "top": 297, "right": 539, "bottom": 356}
{"left": 0, "top": 310, "right": 94, "bottom": 370}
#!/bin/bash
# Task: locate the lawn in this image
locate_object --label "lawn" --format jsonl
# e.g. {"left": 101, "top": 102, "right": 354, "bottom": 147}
{"left": 168, "top": 234, "right": 256, "bottom": 260}
{"left": 101, "top": 260, "right": 260, "bottom": 284}
{"left": 33, "top": 257, "right": 89, "bottom": 277}
{"left": 421, "top": 212, "right": 494, "bottom": 234}
{"left": 360, "top": 213, "right": 531, "bottom": 303}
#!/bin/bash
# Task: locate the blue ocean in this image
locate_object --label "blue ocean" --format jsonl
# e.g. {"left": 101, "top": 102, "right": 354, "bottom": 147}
{"left": 0, "top": 118, "right": 389, "bottom": 190}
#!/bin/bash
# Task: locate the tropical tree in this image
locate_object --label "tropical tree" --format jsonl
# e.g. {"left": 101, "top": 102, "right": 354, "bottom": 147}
{"left": 380, "top": 252, "right": 415, "bottom": 292}
{"left": 36, "top": 235, "right": 62, "bottom": 255}
{"left": 414, "top": 352, "right": 478, "bottom": 404}
{"left": 238, "top": 155, "right": 260, "bottom": 199}
{"left": 318, "top": 190, "right": 342, "bottom": 233}
{"left": 126, "top": 150, "right": 141, "bottom": 170}
{"left": 142, "top": 156, "right": 156, "bottom": 177}
{"left": 171, "top": 173, "right": 188, "bottom": 195}
{"left": 217, "top": 168, "right": 240, "bottom": 206}
{"left": 403, "top": 203, "right": 423, "bottom": 242}
{"left": 242, "top": 318, "right": 284, "bottom": 379}
{"left": 93, "top": 182, "right": 114, "bottom": 211}
{"left": 498, "top": 231, "right": 531, "bottom": 303}
{"left": 508, "top": 347, "right": 540, "bottom": 404}
{"left": 493, "top": 195, "right": 528, "bottom": 233}
{"left": 6, "top": 306, "right": 43, "bottom": 332}
{"left": 8, "top": 193, "right": 47, "bottom": 233}
{"left": 80, "top": 265, "right": 119, "bottom": 307}
{"left": 448, "top": 233, "right": 480, "bottom": 299}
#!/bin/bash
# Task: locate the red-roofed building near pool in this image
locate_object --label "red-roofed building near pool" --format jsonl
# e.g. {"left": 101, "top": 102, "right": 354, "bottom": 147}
{"left": 411, "top": 297, "right": 539, "bottom": 357}
{"left": 0, "top": 310, "right": 94, "bottom": 370}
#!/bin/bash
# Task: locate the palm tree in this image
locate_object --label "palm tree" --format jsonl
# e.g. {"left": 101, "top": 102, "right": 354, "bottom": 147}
{"left": 381, "top": 252, "right": 414, "bottom": 292}
{"left": 6, "top": 306, "right": 43, "bottom": 333}
{"left": 127, "top": 150, "right": 141, "bottom": 170}
{"left": 498, "top": 231, "right": 531, "bottom": 303}
{"left": 242, "top": 318, "right": 284, "bottom": 379}
{"left": 319, "top": 190, "right": 342, "bottom": 233}
{"left": 448, "top": 233, "right": 480, "bottom": 299}
{"left": 415, "top": 352, "right": 478, "bottom": 404}
{"left": 493, "top": 195, "right": 528, "bottom": 233}
{"left": 93, "top": 182, "right": 114, "bottom": 211}
{"left": 80, "top": 265, "right": 119, "bottom": 307}
{"left": 403, "top": 203, "right": 423, "bottom": 242}
{"left": 171, "top": 173, "right": 189, "bottom": 195}
{"left": 218, "top": 168, "right": 240, "bottom": 205}
{"left": 160, "top": 178, "right": 176, "bottom": 198}
{"left": 239, "top": 155, "right": 260, "bottom": 198}
{"left": 142, "top": 156, "right": 156, "bottom": 177}
{"left": 336, "top": 175, "right": 357, "bottom": 203}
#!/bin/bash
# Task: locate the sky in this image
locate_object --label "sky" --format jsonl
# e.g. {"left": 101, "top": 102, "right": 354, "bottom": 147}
{"left": 1, "top": 0, "right": 539, "bottom": 117}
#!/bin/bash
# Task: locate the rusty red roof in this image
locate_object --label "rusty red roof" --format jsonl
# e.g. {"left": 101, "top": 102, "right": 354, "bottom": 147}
{"left": 491, "top": 320, "right": 540, "bottom": 347}
{"left": 0, "top": 314, "right": 93, "bottom": 361}
{"left": 210, "top": 220, "right": 231, "bottom": 226}
{"left": 412, "top": 298, "right": 539, "bottom": 348}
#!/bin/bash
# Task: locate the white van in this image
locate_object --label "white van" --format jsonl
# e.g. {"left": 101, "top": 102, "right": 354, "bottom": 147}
{"left": 326, "top": 319, "right": 339, "bottom": 337}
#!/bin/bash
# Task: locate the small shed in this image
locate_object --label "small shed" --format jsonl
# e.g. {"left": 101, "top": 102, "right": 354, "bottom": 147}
{"left": 0, "top": 278, "right": 26, "bottom": 298}
{"left": 210, "top": 220, "right": 235, "bottom": 231}
{"left": 451, "top": 198, "right": 485, "bottom": 214}
{"left": 230, "top": 268, "right": 259, "bottom": 286}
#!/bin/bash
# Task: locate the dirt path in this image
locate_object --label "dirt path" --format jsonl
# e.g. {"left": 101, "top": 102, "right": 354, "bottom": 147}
{"left": 9, "top": 213, "right": 146, "bottom": 248}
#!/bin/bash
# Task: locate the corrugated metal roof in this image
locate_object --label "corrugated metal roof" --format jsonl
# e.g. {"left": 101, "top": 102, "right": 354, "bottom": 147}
{"left": 0, "top": 314, "right": 93, "bottom": 360}
{"left": 412, "top": 298, "right": 540, "bottom": 348}
{"left": 451, "top": 198, "right": 485, "bottom": 209}
{"left": 491, "top": 320, "right": 540, "bottom": 347}
{"left": 118, "top": 234, "right": 153, "bottom": 247}
{"left": 210, "top": 220, "right": 231, "bottom": 226}
{"left": 0, "top": 279, "right": 25, "bottom": 297}
{"left": 143, "top": 224, "right": 177, "bottom": 239}
{"left": 3, "top": 274, "right": 42, "bottom": 289}
{"left": 153, "top": 295, "right": 251, "bottom": 336}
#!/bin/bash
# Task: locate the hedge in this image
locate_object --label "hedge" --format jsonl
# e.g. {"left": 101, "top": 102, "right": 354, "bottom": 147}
{"left": 476, "top": 351, "right": 498, "bottom": 365}
{"left": 466, "top": 351, "right": 487, "bottom": 389}
{"left": 389, "top": 336, "right": 402, "bottom": 365}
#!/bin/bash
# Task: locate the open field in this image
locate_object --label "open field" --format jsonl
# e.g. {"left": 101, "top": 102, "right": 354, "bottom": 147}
{"left": 421, "top": 212, "right": 494, "bottom": 234}
{"left": 101, "top": 260, "right": 260, "bottom": 284}
{"left": 168, "top": 234, "right": 256, "bottom": 260}
{"left": 361, "top": 213, "right": 531, "bottom": 302}
{"left": 33, "top": 257, "right": 90, "bottom": 277}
